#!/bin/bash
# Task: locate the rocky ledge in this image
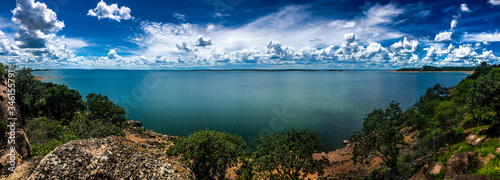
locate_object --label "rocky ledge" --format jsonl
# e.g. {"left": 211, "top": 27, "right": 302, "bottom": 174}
{"left": 27, "top": 136, "right": 194, "bottom": 179}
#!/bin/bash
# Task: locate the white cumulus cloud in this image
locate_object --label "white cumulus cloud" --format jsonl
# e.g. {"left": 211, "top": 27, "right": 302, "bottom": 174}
{"left": 0, "top": 31, "right": 19, "bottom": 55}
{"left": 176, "top": 42, "right": 192, "bottom": 52}
{"left": 434, "top": 31, "right": 453, "bottom": 42}
{"left": 12, "top": 0, "right": 65, "bottom": 48}
{"left": 88, "top": 0, "right": 132, "bottom": 22}
{"left": 108, "top": 49, "right": 120, "bottom": 59}
{"left": 450, "top": 19, "right": 458, "bottom": 30}
{"left": 463, "top": 32, "right": 500, "bottom": 42}
{"left": 195, "top": 36, "right": 212, "bottom": 47}
{"left": 460, "top": 4, "right": 470, "bottom": 12}
{"left": 488, "top": 0, "right": 500, "bottom": 6}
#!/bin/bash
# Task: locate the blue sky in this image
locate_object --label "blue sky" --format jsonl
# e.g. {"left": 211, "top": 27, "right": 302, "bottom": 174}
{"left": 0, "top": 0, "right": 499, "bottom": 69}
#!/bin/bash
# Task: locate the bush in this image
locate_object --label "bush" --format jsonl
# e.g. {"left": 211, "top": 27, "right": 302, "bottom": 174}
{"left": 167, "top": 128, "right": 247, "bottom": 180}
{"left": 253, "top": 129, "right": 326, "bottom": 179}
{"left": 235, "top": 158, "right": 254, "bottom": 180}
{"left": 70, "top": 113, "right": 125, "bottom": 139}
{"left": 0, "top": 63, "right": 8, "bottom": 82}
{"left": 42, "top": 83, "right": 85, "bottom": 124}
{"left": 351, "top": 101, "right": 404, "bottom": 175}
{"left": 31, "top": 139, "right": 65, "bottom": 156}
{"left": 24, "top": 117, "right": 66, "bottom": 144}
{"left": 86, "top": 93, "right": 127, "bottom": 126}
{"left": 478, "top": 155, "right": 500, "bottom": 178}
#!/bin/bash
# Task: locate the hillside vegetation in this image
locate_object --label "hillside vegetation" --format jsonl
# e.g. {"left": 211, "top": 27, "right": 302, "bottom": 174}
{"left": 1, "top": 66, "right": 131, "bottom": 157}
{"left": 353, "top": 62, "right": 500, "bottom": 179}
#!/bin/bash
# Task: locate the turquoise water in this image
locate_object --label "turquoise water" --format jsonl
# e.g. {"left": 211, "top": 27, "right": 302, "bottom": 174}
{"left": 33, "top": 70, "right": 469, "bottom": 150}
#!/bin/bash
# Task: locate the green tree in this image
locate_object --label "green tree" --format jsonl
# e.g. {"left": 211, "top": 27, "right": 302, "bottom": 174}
{"left": 469, "top": 61, "right": 492, "bottom": 80}
{"left": 235, "top": 158, "right": 254, "bottom": 180}
{"left": 16, "top": 68, "right": 45, "bottom": 125}
{"left": 350, "top": 101, "right": 404, "bottom": 175}
{"left": 70, "top": 112, "right": 123, "bottom": 139}
{"left": 473, "top": 68, "right": 500, "bottom": 122}
{"left": 167, "top": 129, "right": 247, "bottom": 180}
{"left": 253, "top": 129, "right": 326, "bottom": 180}
{"left": 420, "top": 83, "right": 449, "bottom": 102}
{"left": 451, "top": 78, "right": 473, "bottom": 104}
{"left": 0, "top": 63, "right": 8, "bottom": 82}
{"left": 432, "top": 100, "right": 461, "bottom": 141}
{"left": 43, "top": 83, "right": 85, "bottom": 123}
{"left": 86, "top": 93, "right": 127, "bottom": 126}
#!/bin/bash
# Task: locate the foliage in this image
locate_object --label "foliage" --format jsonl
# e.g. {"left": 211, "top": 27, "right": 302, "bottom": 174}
{"left": 156, "top": 143, "right": 166, "bottom": 149}
{"left": 167, "top": 129, "right": 247, "bottom": 180}
{"left": 432, "top": 101, "right": 462, "bottom": 139}
{"left": 451, "top": 78, "right": 473, "bottom": 104}
{"left": 15, "top": 68, "right": 129, "bottom": 157}
{"left": 350, "top": 101, "right": 404, "bottom": 175}
{"left": 24, "top": 117, "right": 78, "bottom": 156}
{"left": 24, "top": 117, "right": 66, "bottom": 144}
{"left": 469, "top": 61, "right": 493, "bottom": 80}
{"left": 136, "top": 127, "right": 146, "bottom": 134}
{"left": 420, "top": 83, "right": 450, "bottom": 102}
{"left": 31, "top": 139, "right": 66, "bottom": 156}
{"left": 43, "top": 82, "right": 85, "bottom": 123}
{"left": 472, "top": 68, "right": 500, "bottom": 122}
{"left": 433, "top": 138, "right": 500, "bottom": 178}
{"left": 235, "top": 158, "right": 254, "bottom": 180}
{"left": 0, "top": 63, "right": 8, "bottom": 82}
{"left": 70, "top": 112, "right": 124, "bottom": 139}
{"left": 477, "top": 155, "right": 500, "bottom": 178}
{"left": 15, "top": 68, "right": 45, "bottom": 125}
{"left": 253, "top": 129, "right": 326, "bottom": 180}
{"left": 86, "top": 93, "right": 127, "bottom": 127}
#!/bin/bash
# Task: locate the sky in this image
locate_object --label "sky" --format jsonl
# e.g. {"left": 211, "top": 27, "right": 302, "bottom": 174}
{"left": 0, "top": 0, "right": 499, "bottom": 69}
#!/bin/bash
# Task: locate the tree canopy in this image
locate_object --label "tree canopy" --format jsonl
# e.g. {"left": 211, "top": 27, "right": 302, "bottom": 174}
{"left": 86, "top": 93, "right": 127, "bottom": 127}
{"left": 350, "top": 101, "right": 404, "bottom": 175}
{"left": 253, "top": 129, "right": 327, "bottom": 180}
{"left": 167, "top": 129, "right": 247, "bottom": 180}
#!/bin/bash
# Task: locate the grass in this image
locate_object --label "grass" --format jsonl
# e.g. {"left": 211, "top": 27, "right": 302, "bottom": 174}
{"left": 156, "top": 143, "right": 166, "bottom": 149}
{"left": 32, "top": 139, "right": 66, "bottom": 156}
{"left": 477, "top": 155, "right": 500, "bottom": 178}
{"left": 434, "top": 137, "right": 500, "bottom": 178}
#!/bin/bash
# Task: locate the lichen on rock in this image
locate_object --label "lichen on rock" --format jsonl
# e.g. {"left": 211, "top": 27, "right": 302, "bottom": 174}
{"left": 28, "top": 136, "right": 194, "bottom": 179}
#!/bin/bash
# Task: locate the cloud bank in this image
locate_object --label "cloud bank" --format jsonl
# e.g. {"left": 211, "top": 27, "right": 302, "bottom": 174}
{"left": 0, "top": 1, "right": 498, "bottom": 69}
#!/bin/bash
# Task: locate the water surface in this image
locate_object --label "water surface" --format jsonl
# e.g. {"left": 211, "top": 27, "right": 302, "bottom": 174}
{"left": 33, "top": 70, "right": 469, "bottom": 150}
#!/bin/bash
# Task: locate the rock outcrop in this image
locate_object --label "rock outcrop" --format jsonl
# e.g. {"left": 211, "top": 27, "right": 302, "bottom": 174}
{"left": 466, "top": 134, "right": 485, "bottom": 146}
{"left": 28, "top": 136, "right": 194, "bottom": 179}
{"left": 409, "top": 161, "right": 444, "bottom": 180}
{"left": 444, "top": 151, "right": 477, "bottom": 179}
{"left": 0, "top": 129, "right": 32, "bottom": 175}
{"left": 127, "top": 120, "right": 142, "bottom": 128}
{"left": 0, "top": 79, "right": 30, "bottom": 176}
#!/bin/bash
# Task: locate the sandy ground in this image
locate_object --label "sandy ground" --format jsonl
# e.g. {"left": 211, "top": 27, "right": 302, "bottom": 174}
{"left": 33, "top": 76, "right": 60, "bottom": 81}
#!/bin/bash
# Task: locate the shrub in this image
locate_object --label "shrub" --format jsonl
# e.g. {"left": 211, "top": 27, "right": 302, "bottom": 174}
{"left": 167, "top": 128, "right": 247, "bottom": 180}
{"left": 86, "top": 93, "right": 127, "bottom": 126}
{"left": 31, "top": 139, "right": 65, "bottom": 156}
{"left": 253, "top": 129, "right": 327, "bottom": 179}
{"left": 478, "top": 155, "right": 500, "bottom": 178}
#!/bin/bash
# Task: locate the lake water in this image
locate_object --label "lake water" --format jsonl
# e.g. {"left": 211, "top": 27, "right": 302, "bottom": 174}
{"left": 33, "top": 69, "right": 469, "bottom": 150}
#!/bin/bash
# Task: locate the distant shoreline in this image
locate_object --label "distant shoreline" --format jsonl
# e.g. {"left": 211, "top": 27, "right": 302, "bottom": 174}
{"left": 392, "top": 70, "right": 474, "bottom": 74}
{"left": 34, "top": 76, "right": 60, "bottom": 80}
{"left": 172, "top": 69, "right": 345, "bottom": 72}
